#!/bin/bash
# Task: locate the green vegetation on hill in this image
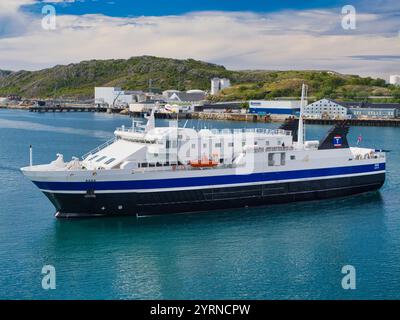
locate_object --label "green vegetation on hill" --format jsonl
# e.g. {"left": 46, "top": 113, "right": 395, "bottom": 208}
{"left": 0, "top": 57, "right": 229, "bottom": 99}
{"left": 0, "top": 56, "right": 398, "bottom": 102}
{"left": 209, "top": 71, "right": 399, "bottom": 103}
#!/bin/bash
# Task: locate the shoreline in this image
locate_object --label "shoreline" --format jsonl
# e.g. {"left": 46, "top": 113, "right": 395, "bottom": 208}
{"left": 1, "top": 104, "right": 400, "bottom": 127}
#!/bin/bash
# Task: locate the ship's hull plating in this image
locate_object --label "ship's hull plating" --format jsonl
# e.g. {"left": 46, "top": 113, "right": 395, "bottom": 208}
{"left": 43, "top": 172, "right": 385, "bottom": 218}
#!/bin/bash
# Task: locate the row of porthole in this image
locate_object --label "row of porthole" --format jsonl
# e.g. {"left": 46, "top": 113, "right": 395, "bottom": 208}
{"left": 100, "top": 205, "right": 124, "bottom": 211}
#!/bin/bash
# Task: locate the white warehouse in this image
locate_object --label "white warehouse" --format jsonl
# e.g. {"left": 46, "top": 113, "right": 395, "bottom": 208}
{"left": 249, "top": 100, "right": 303, "bottom": 115}
{"left": 304, "top": 99, "right": 349, "bottom": 119}
{"left": 95, "top": 87, "right": 135, "bottom": 108}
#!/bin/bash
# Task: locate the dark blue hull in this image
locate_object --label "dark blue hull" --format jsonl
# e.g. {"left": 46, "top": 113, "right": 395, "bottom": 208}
{"left": 43, "top": 172, "right": 385, "bottom": 218}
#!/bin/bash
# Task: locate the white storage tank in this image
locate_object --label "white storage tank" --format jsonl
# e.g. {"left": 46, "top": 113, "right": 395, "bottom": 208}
{"left": 389, "top": 75, "right": 400, "bottom": 86}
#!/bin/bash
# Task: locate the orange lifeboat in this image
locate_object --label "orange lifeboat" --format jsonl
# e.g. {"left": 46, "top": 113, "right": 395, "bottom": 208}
{"left": 189, "top": 159, "right": 218, "bottom": 168}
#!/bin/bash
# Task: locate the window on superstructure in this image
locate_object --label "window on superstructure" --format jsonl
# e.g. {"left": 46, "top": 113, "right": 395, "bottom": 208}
{"left": 96, "top": 156, "right": 107, "bottom": 162}
{"left": 290, "top": 155, "right": 295, "bottom": 160}
{"left": 104, "top": 158, "right": 116, "bottom": 165}
{"left": 268, "top": 153, "right": 274, "bottom": 166}
{"left": 88, "top": 155, "right": 98, "bottom": 161}
{"left": 280, "top": 153, "right": 286, "bottom": 165}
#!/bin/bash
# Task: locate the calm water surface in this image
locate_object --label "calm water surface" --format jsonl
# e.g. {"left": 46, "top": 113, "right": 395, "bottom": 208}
{"left": 0, "top": 109, "right": 399, "bottom": 299}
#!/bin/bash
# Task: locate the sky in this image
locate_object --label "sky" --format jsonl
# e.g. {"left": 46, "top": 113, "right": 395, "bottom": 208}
{"left": 0, "top": 0, "right": 400, "bottom": 79}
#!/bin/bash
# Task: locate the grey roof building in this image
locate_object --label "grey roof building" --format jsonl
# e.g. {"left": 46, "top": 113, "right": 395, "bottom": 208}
{"left": 305, "top": 99, "right": 400, "bottom": 119}
{"left": 163, "top": 90, "right": 206, "bottom": 103}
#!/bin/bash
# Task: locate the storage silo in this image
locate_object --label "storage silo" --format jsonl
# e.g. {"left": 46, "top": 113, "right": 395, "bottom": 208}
{"left": 389, "top": 75, "right": 400, "bottom": 86}
{"left": 210, "top": 78, "right": 221, "bottom": 95}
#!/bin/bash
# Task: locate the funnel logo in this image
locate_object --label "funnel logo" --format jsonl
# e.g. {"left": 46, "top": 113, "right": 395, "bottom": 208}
{"left": 333, "top": 135, "right": 342, "bottom": 147}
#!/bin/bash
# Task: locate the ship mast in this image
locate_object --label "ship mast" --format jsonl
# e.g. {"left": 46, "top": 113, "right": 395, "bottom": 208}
{"left": 297, "top": 83, "right": 307, "bottom": 148}
{"left": 144, "top": 102, "right": 158, "bottom": 133}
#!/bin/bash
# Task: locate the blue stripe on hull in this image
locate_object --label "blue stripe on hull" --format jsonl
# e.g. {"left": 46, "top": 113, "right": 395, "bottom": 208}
{"left": 33, "top": 163, "right": 386, "bottom": 192}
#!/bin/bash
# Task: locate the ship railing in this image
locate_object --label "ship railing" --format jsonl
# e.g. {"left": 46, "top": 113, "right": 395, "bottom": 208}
{"left": 115, "top": 126, "right": 291, "bottom": 136}
{"left": 208, "top": 128, "right": 291, "bottom": 136}
{"left": 81, "top": 137, "right": 118, "bottom": 160}
{"left": 352, "top": 149, "right": 385, "bottom": 161}
{"left": 135, "top": 161, "right": 239, "bottom": 172}
{"left": 115, "top": 126, "right": 145, "bottom": 133}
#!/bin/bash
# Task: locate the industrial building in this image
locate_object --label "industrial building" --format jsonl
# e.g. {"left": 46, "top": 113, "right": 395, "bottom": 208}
{"left": 248, "top": 100, "right": 303, "bottom": 115}
{"left": 129, "top": 101, "right": 160, "bottom": 113}
{"left": 389, "top": 75, "right": 400, "bottom": 86}
{"left": 162, "top": 89, "right": 206, "bottom": 103}
{"left": 304, "top": 99, "right": 400, "bottom": 119}
{"left": 210, "top": 78, "right": 231, "bottom": 95}
{"left": 343, "top": 102, "right": 399, "bottom": 119}
{"left": 94, "top": 87, "right": 142, "bottom": 108}
{"left": 350, "top": 107, "right": 398, "bottom": 119}
{"left": 194, "top": 101, "right": 244, "bottom": 113}
{"left": 0, "top": 97, "right": 8, "bottom": 105}
{"left": 304, "top": 99, "right": 349, "bottom": 119}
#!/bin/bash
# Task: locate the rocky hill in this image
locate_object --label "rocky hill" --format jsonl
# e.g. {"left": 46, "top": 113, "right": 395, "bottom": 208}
{"left": 0, "top": 56, "right": 397, "bottom": 102}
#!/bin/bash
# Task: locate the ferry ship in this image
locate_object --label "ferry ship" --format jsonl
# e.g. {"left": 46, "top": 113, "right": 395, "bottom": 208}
{"left": 21, "top": 85, "right": 386, "bottom": 217}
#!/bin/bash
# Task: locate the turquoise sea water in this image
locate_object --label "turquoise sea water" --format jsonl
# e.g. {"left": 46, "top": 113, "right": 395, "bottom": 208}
{"left": 0, "top": 109, "right": 399, "bottom": 300}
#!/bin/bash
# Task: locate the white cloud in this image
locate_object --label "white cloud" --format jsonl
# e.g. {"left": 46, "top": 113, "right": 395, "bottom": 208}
{"left": 0, "top": 4, "right": 400, "bottom": 80}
